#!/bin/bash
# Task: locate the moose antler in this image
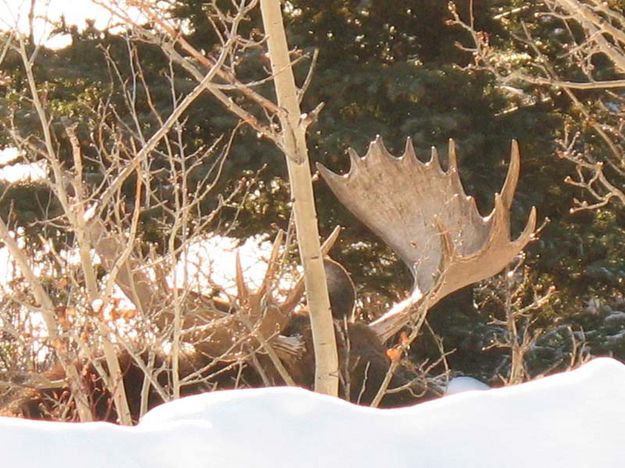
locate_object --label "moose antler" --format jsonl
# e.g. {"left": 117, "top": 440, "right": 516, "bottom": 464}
{"left": 87, "top": 216, "right": 341, "bottom": 362}
{"left": 318, "top": 138, "right": 536, "bottom": 342}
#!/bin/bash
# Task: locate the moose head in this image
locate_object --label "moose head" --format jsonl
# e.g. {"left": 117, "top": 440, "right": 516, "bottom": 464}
{"left": 1, "top": 138, "right": 535, "bottom": 421}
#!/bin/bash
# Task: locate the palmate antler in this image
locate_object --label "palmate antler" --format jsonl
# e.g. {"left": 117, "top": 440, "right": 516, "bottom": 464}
{"left": 318, "top": 138, "right": 536, "bottom": 342}
{"left": 87, "top": 218, "right": 340, "bottom": 362}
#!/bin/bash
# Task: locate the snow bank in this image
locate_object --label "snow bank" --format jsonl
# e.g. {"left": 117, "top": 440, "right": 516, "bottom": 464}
{"left": 445, "top": 375, "right": 490, "bottom": 394}
{"left": 2, "top": 358, "right": 624, "bottom": 468}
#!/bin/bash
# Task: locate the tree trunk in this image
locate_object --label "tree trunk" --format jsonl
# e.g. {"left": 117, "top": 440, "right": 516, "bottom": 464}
{"left": 259, "top": 0, "right": 339, "bottom": 396}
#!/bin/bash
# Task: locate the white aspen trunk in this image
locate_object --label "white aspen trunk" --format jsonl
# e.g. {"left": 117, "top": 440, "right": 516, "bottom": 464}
{"left": 68, "top": 128, "right": 133, "bottom": 425}
{"left": 260, "top": 0, "right": 339, "bottom": 396}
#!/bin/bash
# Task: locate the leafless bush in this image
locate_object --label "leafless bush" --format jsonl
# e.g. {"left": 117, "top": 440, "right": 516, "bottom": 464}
{"left": 475, "top": 253, "right": 591, "bottom": 385}
{"left": 450, "top": 0, "right": 625, "bottom": 211}
{"left": 0, "top": 21, "right": 260, "bottom": 422}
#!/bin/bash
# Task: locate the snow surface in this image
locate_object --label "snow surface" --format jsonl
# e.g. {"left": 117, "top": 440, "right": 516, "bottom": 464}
{"left": 2, "top": 357, "right": 625, "bottom": 468}
{"left": 445, "top": 375, "right": 490, "bottom": 395}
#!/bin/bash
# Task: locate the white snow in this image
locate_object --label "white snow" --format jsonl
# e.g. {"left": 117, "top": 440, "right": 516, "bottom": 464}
{"left": 445, "top": 375, "right": 490, "bottom": 395}
{"left": 0, "top": 1, "right": 144, "bottom": 49}
{"left": 2, "top": 357, "right": 625, "bottom": 468}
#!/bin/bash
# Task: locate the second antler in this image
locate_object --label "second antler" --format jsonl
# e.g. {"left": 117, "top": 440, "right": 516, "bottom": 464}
{"left": 318, "top": 138, "right": 536, "bottom": 342}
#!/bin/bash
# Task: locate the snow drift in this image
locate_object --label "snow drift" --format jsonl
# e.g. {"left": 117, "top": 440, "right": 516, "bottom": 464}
{"left": 2, "top": 357, "right": 624, "bottom": 468}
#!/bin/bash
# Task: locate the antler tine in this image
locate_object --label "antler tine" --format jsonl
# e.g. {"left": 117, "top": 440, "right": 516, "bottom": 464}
{"left": 447, "top": 138, "right": 458, "bottom": 173}
{"left": 430, "top": 145, "right": 440, "bottom": 167}
{"left": 447, "top": 139, "right": 469, "bottom": 199}
{"left": 403, "top": 137, "right": 417, "bottom": 162}
{"left": 429, "top": 145, "right": 447, "bottom": 177}
{"left": 512, "top": 205, "right": 537, "bottom": 249}
{"left": 235, "top": 251, "right": 250, "bottom": 304}
{"left": 317, "top": 162, "right": 345, "bottom": 189}
{"left": 369, "top": 135, "right": 398, "bottom": 165}
{"left": 347, "top": 147, "right": 361, "bottom": 172}
{"left": 501, "top": 140, "right": 521, "bottom": 210}
{"left": 257, "top": 230, "right": 285, "bottom": 297}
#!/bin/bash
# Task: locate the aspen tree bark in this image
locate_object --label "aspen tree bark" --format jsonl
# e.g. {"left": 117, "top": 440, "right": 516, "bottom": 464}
{"left": 67, "top": 128, "right": 133, "bottom": 425}
{"left": 260, "top": 0, "right": 339, "bottom": 396}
